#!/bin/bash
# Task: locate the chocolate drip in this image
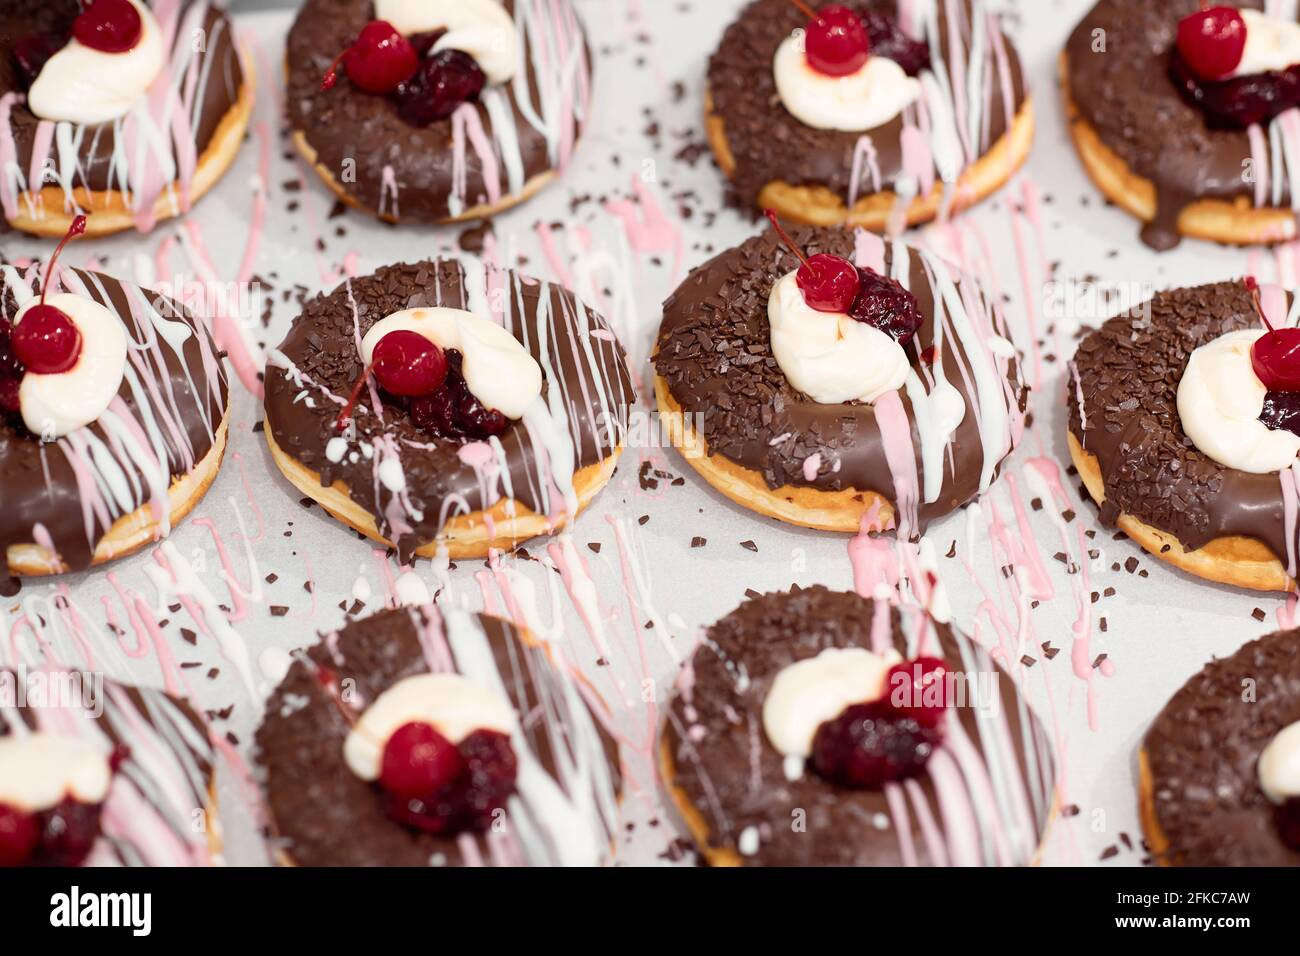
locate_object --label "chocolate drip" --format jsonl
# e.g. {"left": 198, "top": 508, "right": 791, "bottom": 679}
{"left": 1065, "top": 0, "right": 1280, "bottom": 251}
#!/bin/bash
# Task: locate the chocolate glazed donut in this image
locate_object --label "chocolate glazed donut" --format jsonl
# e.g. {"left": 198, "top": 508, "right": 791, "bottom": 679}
{"left": 255, "top": 606, "right": 622, "bottom": 867}
{"left": 286, "top": 0, "right": 591, "bottom": 224}
{"left": 1141, "top": 627, "right": 1300, "bottom": 865}
{"left": 660, "top": 586, "right": 1058, "bottom": 866}
{"left": 1064, "top": 0, "right": 1297, "bottom": 251}
{"left": 0, "top": 0, "right": 251, "bottom": 237}
{"left": 262, "top": 259, "right": 636, "bottom": 562}
{"left": 1, "top": 265, "right": 230, "bottom": 575}
{"left": 0, "top": 669, "right": 220, "bottom": 866}
{"left": 707, "top": 0, "right": 1031, "bottom": 227}
{"left": 653, "top": 226, "right": 1027, "bottom": 537}
{"left": 1068, "top": 281, "right": 1300, "bottom": 592}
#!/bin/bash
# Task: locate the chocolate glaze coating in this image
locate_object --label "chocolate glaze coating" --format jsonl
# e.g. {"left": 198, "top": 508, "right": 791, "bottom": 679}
{"left": 1145, "top": 627, "right": 1300, "bottom": 865}
{"left": 1067, "top": 281, "right": 1294, "bottom": 564}
{"left": 286, "top": 0, "right": 588, "bottom": 223}
{"left": 263, "top": 259, "right": 635, "bottom": 562}
{"left": 255, "top": 607, "right": 622, "bottom": 867}
{"left": 0, "top": 670, "right": 215, "bottom": 866}
{"left": 1065, "top": 0, "right": 1278, "bottom": 251}
{"left": 0, "top": 0, "right": 244, "bottom": 200}
{"left": 653, "top": 226, "right": 1027, "bottom": 533}
{"left": 708, "top": 0, "right": 1026, "bottom": 209}
{"left": 662, "top": 586, "right": 1056, "bottom": 866}
{"left": 0, "top": 266, "right": 229, "bottom": 571}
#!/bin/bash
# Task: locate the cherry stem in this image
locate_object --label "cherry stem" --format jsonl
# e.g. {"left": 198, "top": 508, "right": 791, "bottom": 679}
{"left": 41, "top": 214, "right": 87, "bottom": 307}
{"left": 789, "top": 0, "right": 818, "bottom": 20}
{"left": 335, "top": 360, "right": 375, "bottom": 432}
{"left": 764, "top": 209, "right": 811, "bottom": 269}
{"left": 1245, "top": 276, "right": 1275, "bottom": 333}
{"left": 321, "top": 47, "right": 350, "bottom": 91}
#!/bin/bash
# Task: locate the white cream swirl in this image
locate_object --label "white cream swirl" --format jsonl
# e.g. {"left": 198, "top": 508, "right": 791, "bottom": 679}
{"left": 1259, "top": 719, "right": 1300, "bottom": 804}
{"left": 773, "top": 35, "right": 920, "bottom": 132}
{"left": 768, "top": 270, "right": 910, "bottom": 405}
{"left": 15, "top": 293, "right": 129, "bottom": 440}
{"left": 343, "top": 673, "right": 518, "bottom": 781}
{"left": 1229, "top": 10, "right": 1300, "bottom": 78}
{"left": 361, "top": 306, "right": 542, "bottom": 420}
{"left": 762, "top": 647, "right": 903, "bottom": 759}
{"left": 375, "top": 0, "right": 519, "bottom": 85}
{"left": 28, "top": 0, "right": 165, "bottom": 125}
{"left": 0, "top": 732, "right": 112, "bottom": 812}
{"left": 1176, "top": 329, "right": 1300, "bottom": 474}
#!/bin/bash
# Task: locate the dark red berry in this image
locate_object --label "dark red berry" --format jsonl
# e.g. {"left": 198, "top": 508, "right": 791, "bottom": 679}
{"left": 1261, "top": 392, "right": 1300, "bottom": 436}
{"left": 0, "top": 378, "right": 20, "bottom": 416}
{"left": 802, "top": 4, "right": 870, "bottom": 78}
{"left": 0, "top": 804, "right": 39, "bottom": 867}
{"left": 395, "top": 50, "right": 487, "bottom": 127}
{"left": 380, "top": 721, "right": 464, "bottom": 800}
{"left": 1276, "top": 797, "right": 1300, "bottom": 851}
{"left": 408, "top": 351, "right": 510, "bottom": 442}
{"left": 457, "top": 729, "right": 518, "bottom": 826}
{"left": 765, "top": 209, "right": 861, "bottom": 313}
{"left": 886, "top": 656, "right": 949, "bottom": 727}
{"left": 1169, "top": 53, "right": 1300, "bottom": 130}
{"left": 36, "top": 799, "right": 102, "bottom": 867}
{"left": 848, "top": 267, "right": 925, "bottom": 345}
{"left": 1176, "top": 5, "right": 1246, "bottom": 82}
{"left": 322, "top": 20, "right": 418, "bottom": 95}
{"left": 371, "top": 330, "right": 448, "bottom": 398}
{"left": 810, "top": 700, "right": 941, "bottom": 789}
{"left": 859, "top": 9, "right": 931, "bottom": 76}
{"left": 73, "top": 0, "right": 143, "bottom": 54}
{"left": 12, "top": 32, "right": 70, "bottom": 90}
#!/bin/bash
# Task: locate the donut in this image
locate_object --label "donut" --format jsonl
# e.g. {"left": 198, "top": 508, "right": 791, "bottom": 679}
{"left": 1141, "top": 626, "right": 1300, "bottom": 865}
{"left": 263, "top": 258, "right": 635, "bottom": 561}
{"left": 255, "top": 605, "right": 622, "bottom": 866}
{"left": 0, "top": 668, "right": 221, "bottom": 866}
{"left": 286, "top": 0, "right": 590, "bottom": 225}
{"left": 659, "top": 586, "right": 1057, "bottom": 866}
{"left": 1068, "top": 278, "right": 1300, "bottom": 592}
{"left": 653, "top": 223, "right": 1027, "bottom": 538}
{"left": 2, "top": 223, "right": 231, "bottom": 577}
{"left": 706, "top": 0, "right": 1032, "bottom": 230}
{"left": 1064, "top": 1, "right": 1300, "bottom": 251}
{"left": 1, "top": 0, "right": 254, "bottom": 238}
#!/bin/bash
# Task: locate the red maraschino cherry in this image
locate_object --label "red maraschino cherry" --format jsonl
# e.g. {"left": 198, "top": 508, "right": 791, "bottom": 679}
{"left": 371, "top": 329, "right": 449, "bottom": 398}
{"left": 380, "top": 721, "right": 465, "bottom": 799}
{"left": 1247, "top": 277, "right": 1300, "bottom": 392}
{"left": 11, "top": 215, "right": 86, "bottom": 376}
{"left": 322, "top": 20, "right": 419, "bottom": 94}
{"left": 792, "top": 1, "right": 870, "bottom": 78}
{"left": 887, "top": 656, "right": 949, "bottom": 727}
{"left": 73, "top": 0, "right": 143, "bottom": 54}
{"left": 1176, "top": 3, "right": 1247, "bottom": 81}
{"left": 765, "top": 209, "right": 861, "bottom": 313}
{"left": 0, "top": 803, "right": 39, "bottom": 867}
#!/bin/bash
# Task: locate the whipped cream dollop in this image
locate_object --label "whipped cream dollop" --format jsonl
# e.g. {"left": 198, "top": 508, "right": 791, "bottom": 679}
{"left": 28, "top": 0, "right": 165, "bottom": 125}
{"left": 343, "top": 673, "right": 518, "bottom": 781}
{"left": 1176, "top": 329, "right": 1300, "bottom": 474}
{"left": 773, "top": 35, "right": 920, "bottom": 132}
{"left": 375, "top": 0, "right": 520, "bottom": 85}
{"left": 361, "top": 307, "right": 542, "bottom": 419}
{"left": 762, "top": 646, "right": 903, "bottom": 759}
{"left": 768, "top": 270, "right": 910, "bottom": 404}
{"left": 15, "top": 294, "right": 129, "bottom": 440}
{"left": 1259, "top": 719, "right": 1300, "bottom": 804}
{"left": 1229, "top": 10, "right": 1300, "bottom": 78}
{"left": 0, "top": 732, "right": 112, "bottom": 812}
